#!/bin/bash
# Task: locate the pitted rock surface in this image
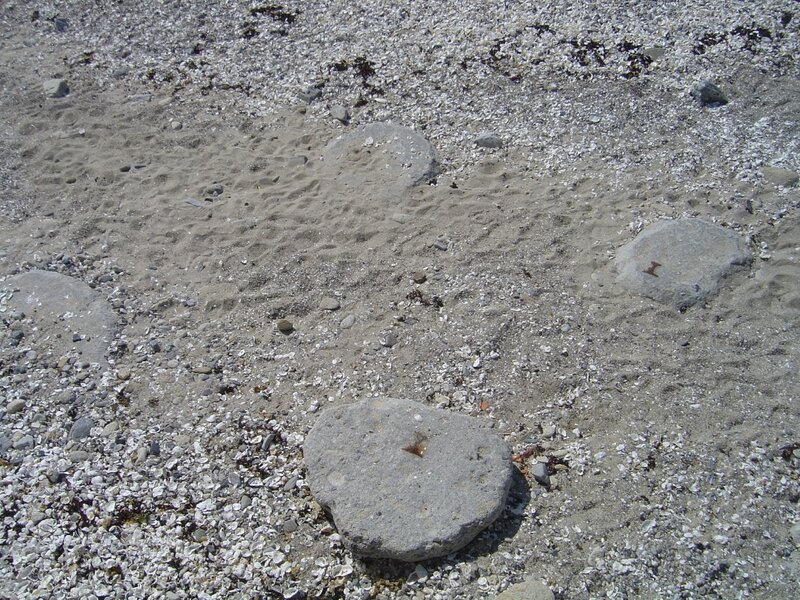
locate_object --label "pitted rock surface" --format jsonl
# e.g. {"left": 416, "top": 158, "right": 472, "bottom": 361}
{"left": 614, "top": 219, "right": 751, "bottom": 309}
{"left": 303, "top": 397, "right": 513, "bottom": 561}
{"left": 2, "top": 270, "right": 117, "bottom": 366}
{"left": 322, "top": 123, "right": 439, "bottom": 193}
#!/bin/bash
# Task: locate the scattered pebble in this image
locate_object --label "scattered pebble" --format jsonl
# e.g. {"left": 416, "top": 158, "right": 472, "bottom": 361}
{"left": 330, "top": 104, "right": 349, "bottom": 124}
{"left": 277, "top": 319, "right": 294, "bottom": 334}
{"left": 68, "top": 416, "right": 94, "bottom": 441}
{"left": 690, "top": 80, "right": 728, "bottom": 107}
{"left": 43, "top": 78, "right": 69, "bottom": 98}
{"left": 530, "top": 462, "right": 550, "bottom": 486}
{"left": 5, "top": 399, "right": 25, "bottom": 415}
{"left": 319, "top": 297, "right": 340, "bottom": 311}
{"left": 475, "top": 132, "right": 503, "bottom": 149}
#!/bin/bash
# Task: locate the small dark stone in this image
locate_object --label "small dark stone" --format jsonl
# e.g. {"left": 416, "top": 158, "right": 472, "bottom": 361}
{"left": 691, "top": 80, "right": 728, "bottom": 107}
{"left": 277, "top": 319, "right": 294, "bottom": 334}
{"left": 47, "top": 470, "right": 66, "bottom": 484}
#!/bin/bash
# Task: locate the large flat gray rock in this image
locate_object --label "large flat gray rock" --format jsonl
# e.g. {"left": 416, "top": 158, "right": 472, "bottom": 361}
{"left": 322, "top": 123, "right": 439, "bottom": 193}
{"left": 2, "top": 270, "right": 117, "bottom": 366}
{"left": 614, "top": 219, "right": 750, "bottom": 309}
{"left": 304, "top": 397, "right": 513, "bottom": 561}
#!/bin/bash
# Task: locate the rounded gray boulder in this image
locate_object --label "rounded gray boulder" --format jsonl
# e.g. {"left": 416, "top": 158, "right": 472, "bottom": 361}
{"left": 303, "top": 397, "right": 513, "bottom": 561}
{"left": 2, "top": 270, "right": 117, "bottom": 366}
{"left": 322, "top": 123, "right": 439, "bottom": 193}
{"left": 614, "top": 219, "right": 751, "bottom": 309}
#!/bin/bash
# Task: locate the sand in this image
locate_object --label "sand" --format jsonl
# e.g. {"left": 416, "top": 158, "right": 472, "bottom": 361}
{"left": 0, "top": 2, "right": 798, "bottom": 598}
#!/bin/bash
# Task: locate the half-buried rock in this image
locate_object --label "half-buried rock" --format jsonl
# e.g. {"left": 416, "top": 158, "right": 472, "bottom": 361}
{"left": 614, "top": 218, "right": 751, "bottom": 309}
{"left": 322, "top": 123, "right": 439, "bottom": 194}
{"left": 2, "top": 270, "right": 117, "bottom": 366}
{"left": 304, "top": 397, "right": 513, "bottom": 561}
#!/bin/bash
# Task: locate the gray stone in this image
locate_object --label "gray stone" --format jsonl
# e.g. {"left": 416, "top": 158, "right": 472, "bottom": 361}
{"left": 614, "top": 219, "right": 750, "bottom": 309}
{"left": 330, "top": 104, "right": 349, "bottom": 124}
{"left": 68, "top": 450, "right": 90, "bottom": 462}
{"left": 322, "top": 123, "right": 439, "bottom": 193}
{"left": 495, "top": 579, "right": 555, "bottom": 600}
{"left": 339, "top": 314, "right": 356, "bottom": 329}
{"left": 531, "top": 462, "right": 550, "bottom": 486}
{"left": 304, "top": 397, "right": 513, "bottom": 561}
{"left": 762, "top": 166, "right": 799, "bottom": 188}
{"left": 277, "top": 319, "right": 294, "bottom": 334}
{"left": 319, "top": 297, "right": 340, "bottom": 311}
{"left": 13, "top": 435, "right": 34, "bottom": 450}
{"left": 6, "top": 400, "right": 25, "bottom": 415}
{"left": 298, "top": 87, "right": 322, "bottom": 103}
{"left": 69, "top": 416, "right": 94, "bottom": 441}
{"left": 691, "top": 80, "right": 728, "bottom": 107}
{"left": 0, "top": 434, "right": 12, "bottom": 453}
{"left": 791, "top": 523, "right": 800, "bottom": 546}
{"left": 475, "top": 132, "right": 503, "bottom": 149}
{"left": 642, "top": 47, "right": 666, "bottom": 61}
{"left": 43, "top": 79, "right": 69, "bottom": 98}
{"left": 2, "top": 271, "right": 117, "bottom": 366}
{"left": 380, "top": 332, "right": 397, "bottom": 347}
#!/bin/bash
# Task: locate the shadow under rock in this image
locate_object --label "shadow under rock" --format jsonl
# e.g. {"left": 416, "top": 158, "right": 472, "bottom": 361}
{"left": 359, "top": 467, "right": 533, "bottom": 584}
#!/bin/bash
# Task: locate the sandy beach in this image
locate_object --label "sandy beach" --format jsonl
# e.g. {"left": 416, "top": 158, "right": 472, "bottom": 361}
{"left": 1, "top": 2, "right": 798, "bottom": 598}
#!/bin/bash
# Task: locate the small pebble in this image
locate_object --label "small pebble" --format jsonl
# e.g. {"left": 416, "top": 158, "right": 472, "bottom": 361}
{"left": 283, "top": 518, "right": 299, "bottom": 533}
{"left": 380, "top": 332, "right": 398, "bottom": 347}
{"left": 13, "top": 435, "right": 34, "bottom": 450}
{"left": 475, "top": 132, "right": 503, "bottom": 149}
{"left": 277, "top": 319, "right": 294, "bottom": 334}
{"left": 43, "top": 78, "right": 69, "bottom": 98}
{"left": 531, "top": 462, "right": 550, "bottom": 486}
{"left": 6, "top": 400, "right": 25, "bottom": 415}
{"left": 691, "top": 80, "right": 728, "bottom": 107}
{"left": 69, "top": 416, "right": 94, "bottom": 441}
{"left": 69, "top": 450, "right": 90, "bottom": 462}
{"left": 412, "top": 271, "right": 427, "bottom": 284}
{"left": 319, "top": 297, "right": 340, "bottom": 311}
{"left": 339, "top": 314, "right": 356, "bottom": 329}
{"left": 330, "top": 104, "right": 349, "bottom": 123}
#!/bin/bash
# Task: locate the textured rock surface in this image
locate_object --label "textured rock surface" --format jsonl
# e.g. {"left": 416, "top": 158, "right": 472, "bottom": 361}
{"left": 304, "top": 397, "right": 513, "bottom": 561}
{"left": 322, "top": 123, "right": 439, "bottom": 193}
{"left": 2, "top": 270, "right": 117, "bottom": 366}
{"left": 614, "top": 219, "right": 751, "bottom": 309}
